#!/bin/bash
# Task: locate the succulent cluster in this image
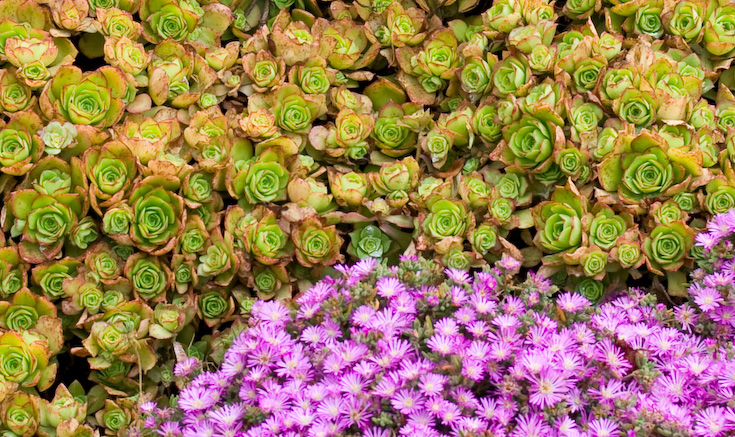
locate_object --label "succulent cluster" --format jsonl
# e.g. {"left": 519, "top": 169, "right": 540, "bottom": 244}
{"left": 144, "top": 256, "right": 735, "bottom": 437}
{"left": 3, "top": 0, "right": 735, "bottom": 431}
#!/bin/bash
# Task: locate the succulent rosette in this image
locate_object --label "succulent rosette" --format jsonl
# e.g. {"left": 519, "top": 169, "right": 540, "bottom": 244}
{"left": 347, "top": 224, "right": 391, "bottom": 260}
{"left": 316, "top": 17, "right": 380, "bottom": 71}
{"left": 287, "top": 177, "right": 337, "bottom": 214}
{"left": 38, "top": 382, "right": 87, "bottom": 431}
{"left": 40, "top": 65, "right": 133, "bottom": 128}
{"left": 196, "top": 230, "right": 237, "bottom": 286}
{"left": 228, "top": 146, "right": 289, "bottom": 204}
{"left": 0, "top": 248, "right": 27, "bottom": 299}
{"left": 0, "top": 330, "right": 56, "bottom": 392}
{"left": 371, "top": 102, "right": 427, "bottom": 158}
{"left": 532, "top": 183, "right": 588, "bottom": 254}
{"left": 0, "top": 110, "right": 44, "bottom": 176}
{"left": 704, "top": 4, "right": 735, "bottom": 57}
{"left": 369, "top": 156, "right": 421, "bottom": 208}
{"left": 126, "top": 175, "right": 185, "bottom": 255}
{"left": 0, "top": 288, "right": 57, "bottom": 333}
{"left": 31, "top": 258, "right": 80, "bottom": 301}
{"left": 492, "top": 115, "right": 565, "bottom": 173}
{"left": 9, "top": 189, "right": 83, "bottom": 263}
{"left": 270, "top": 84, "right": 323, "bottom": 134}
{"left": 599, "top": 131, "right": 700, "bottom": 205}
{"left": 328, "top": 170, "right": 371, "bottom": 209}
{"left": 704, "top": 177, "right": 735, "bottom": 215}
{"left": 196, "top": 289, "right": 233, "bottom": 327}
{"left": 251, "top": 264, "right": 291, "bottom": 300}
{"left": 242, "top": 50, "right": 286, "bottom": 93}
{"left": 82, "top": 141, "right": 137, "bottom": 214}
{"left": 1, "top": 390, "right": 40, "bottom": 436}
{"left": 147, "top": 40, "right": 217, "bottom": 109}
{"left": 149, "top": 299, "right": 195, "bottom": 339}
{"left": 139, "top": 0, "right": 200, "bottom": 43}
{"left": 292, "top": 217, "right": 343, "bottom": 268}
{"left": 397, "top": 28, "right": 460, "bottom": 95}
{"left": 310, "top": 108, "right": 374, "bottom": 160}
{"left": 0, "top": 68, "right": 35, "bottom": 115}
{"left": 643, "top": 221, "right": 694, "bottom": 275}
{"left": 418, "top": 195, "right": 475, "bottom": 251}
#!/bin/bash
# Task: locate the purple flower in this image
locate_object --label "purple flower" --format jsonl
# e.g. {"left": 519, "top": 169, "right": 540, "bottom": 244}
{"left": 694, "top": 287, "right": 724, "bottom": 312}
{"left": 694, "top": 407, "right": 733, "bottom": 437}
{"left": 528, "top": 370, "right": 571, "bottom": 408}
{"left": 376, "top": 277, "right": 406, "bottom": 299}
{"left": 391, "top": 389, "right": 424, "bottom": 415}
{"left": 445, "top": 268, "right": 472, "bottom": 284}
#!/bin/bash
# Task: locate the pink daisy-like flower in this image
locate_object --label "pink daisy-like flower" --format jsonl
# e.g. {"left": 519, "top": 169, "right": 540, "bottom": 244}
{"left": 528, "top": 370, "right": 571, "bottom": 408}
{"left": 694, "top": 287, "right": 724, "bottom": 312}
{"left": 390, "top": 389, "right": 424, "bottom": 415}
{"left": 557, "top": 292, "right": 591, "bottom": 312}
{"left": 694, "top": 406, "right": 733, "bottom": 437}
{"left": 376, "top": 277, "right": 406, "bottom": 299}
{"left": 695, "top": 232, "right": 719, "bottom": 251}
{"left": 588, "top": 418, "right": 619, "bottom": 437}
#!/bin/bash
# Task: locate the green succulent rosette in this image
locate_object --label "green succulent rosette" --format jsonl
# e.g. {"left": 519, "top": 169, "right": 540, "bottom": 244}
{"left": 292, "top": 217, "right": 343, "bottom": 268}
{"left": 469, "top": 222, "right": 498, "bottom": 256}
{"left": 39, "top": 382, "right": 87, "bottom": 430}
{"left": 575, "top": 278, "right": 605, "bottom": 304}
{"left": 251, "top": 264, "right": 291, "bottom": 300}
{"left": 492, "top": 114, "right": 564, "bottom": 173}
{"left": 115, "top": 115, "right": 182, "bottom": 165}
{"left": 102, "top": 203, "right": 134, "bottom": 241}
{"left": 459, "top": 55, "right": 494, "bottom": 99}
{"left": 288, "top": 177, "right": 337, "bottom": 214}
{"left": 347, "top": 224, "right": 391, "bottom": 260}
{"left": 196, "top": 230, "right": 237, "bottom": 286}
{"left": 9, "top": 189, "right": 84, "bottom": 263}
{"left": 586, "top": 205, "right": 632, "bottom": 251}
{"left": 0, "top": 69, "right": 35, "bottom": 115}
{"left": 40, "top": 65, "right": 133, "bottom": 128}
{"left": 371, "top": 102, "right": 424, "bottom": 158}
{"left": 147, "top": 40, "right": 217, "bottom": 109}
{"left": 171, "top": 255, "right": 196, "bottom": 294}
{"left": 483, "top": 167, "right": 532, "bottom": 207}
{"left": 328, "top": 170, "right": 371, "bottom": 209}
{"left": 139, "top": 0, "right": 200, "bottom": 43}
{"left": 1, "top": 390, "right": 40, "bottom": 436}
{"left": 0, "top": 110, "right": 44, "bottom": 176}
{"left": 704, "top": 177, "right": 735, "bottom": 215}
{"left": 419, "top": 195, "right": 475, "bottom": 250}
{"left": 704, "top": 4, "right": 735, "bottom": 57}
{"left": 643, "top": 221, "right": 694, "bottom": 275}
{"left": 665, "top": 0, "right": 706, "bottom": 41}
{"left": 177, "top": 215, "right": 209, "bottom": 258}
{"left": 532, "top": 183, "right": 588, "bottom": 254}
{"left": 0, "top": 287, "right": 56, "bottom": 333}
{"left": 310, "top": 108, "right": 374, "bottom": 160}
{"left": 396, "top": 28, "right": 460, "bottom": 94}
{"left": 649, "top": 200, "right": 688, "bottom": 226}
{"left": 288, "top": 57, "right": 335, "bottom": 95}
{"left": 124, "top": 252, "right": 171, "bottom": 302}
{"left": 271, "top": 84, "right": 322, "bottom": 134}
{"left": 149, "top": 299, "right": 195, "bottom": 339}
{"left": 226, "top": 206, "right": 293, "bottom": 265}
{"left": 317, "top": 17, "right": 380, "bottom": 71}
{"left": 458, "top": 173, "right": 491, "bottom": 210}
{"left": 95, "top": 399, "right": 132, "bottom": 434}
{"left": 598, "top": 131, "right": 699, "bottom": 205}
{"left": 31, "top": 258, "right": 80, "bottom": 301}
{"left": 0, "top": 248, "right": 27, "bottom": 299}
{"left": 242, "top": 50, "right": 286, "bottom": 93}
{"left": 369, "top": 156, "right": 421, "bottom": 207}
{"left": 0, "top": 330, "right": 56, "bottom": 392}
{"left": 62, "top": 274, "right": 104, "bottom": 316}
{"left": 128, "top": 175, "right": 185, "bottom": 255}
{"left": 472, "top": 101, "right": 502, "bottom": 145}
{"left": 84, "top": 243, "right": 124, "bottom": 285}
{"left": 197, "top": 289, "right": 233, "bottom": 327}
{"left": 229, "top": 146, "right": 289, "bottom": 204}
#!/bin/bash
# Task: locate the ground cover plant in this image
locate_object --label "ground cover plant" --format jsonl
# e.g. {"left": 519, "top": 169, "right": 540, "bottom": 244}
{"left": 2, "top": 0, "right": 735, "bottom": 433}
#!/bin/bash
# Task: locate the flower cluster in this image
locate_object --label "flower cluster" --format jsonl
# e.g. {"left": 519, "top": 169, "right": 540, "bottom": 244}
{"left": 688, "top": 209, "right": 735, "bottom": 337}
{"left": 144, "top": 256, "right": 735, "bottom": 437}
